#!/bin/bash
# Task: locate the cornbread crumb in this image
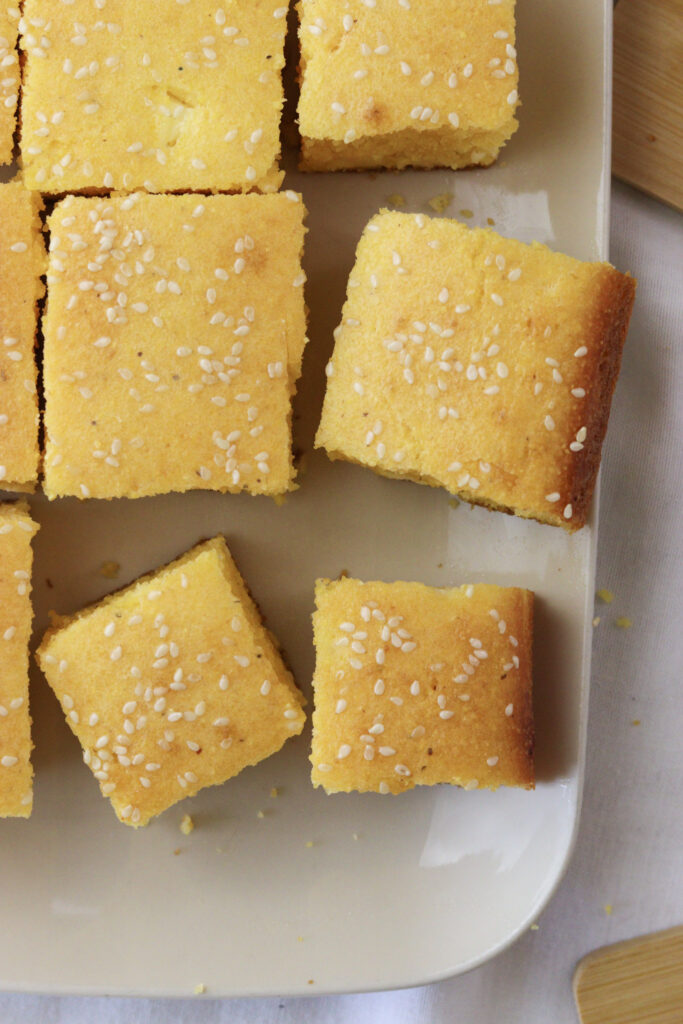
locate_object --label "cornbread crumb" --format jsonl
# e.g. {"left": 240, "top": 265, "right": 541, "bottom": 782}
{"left": 269, "top": 786, "right": 279, "bottom": 798}
{"left": 180, "top": 814, "right": 194, "bottom": 836}
{"left": 37, "top": 536, "right": 306, "bottom": 827}
{"left": 297, "top": 0, "right": 519, "bottom": 171}
{"left": 0, "top": 501, "right": 39, "bottom": 818}
{"left": 19, "top": 0, "right": 288, "bottom": 194}
{"left": 459, "top": 209, "right": 474, "bottom": 219}
{"left": 428, "top": 193, "right": 453, "bottom": 214}
{"left": 592, "top": 617, "right": 601, "bottom": 627}
{"left": 530, "top": 923, "right": 539, "bottom": 931}
{"left": 99, "top": 562, "right": 121, "bottom": 580}
{"left": 43, "top": 192, "right": 307, "bottom": 500}
{"left": 597, "top": 588, "right": 615, "bottom": 604}
{"left": 0, "top": 8, "right": 20, "bottom": 164}
{"left": 305, "top": 840, "right": 314, "bottom": 848}
{"left": 257, "top": 809, "right": 266, "bottom": 819}
{"left": 0, "top": 182, "right": 46, "bottom": 490}
{"left": 631, "top": 719, "right": 641, "bottom": 727}
{"left": 604, "top": 904, "right": 613, "bottom": 916}
{"left": 193, "top": 983, "right": 206, "bottom": 996}
{"left": 316, "top": 211, "right": 636, "bottom": 532}
{"left": 387, "top": 194, "right": 406, "bottom": 208}
{"left": 310, "top": 578, "right": 534, "bottom": 794}
{"left": 616, "top": 617, "right": 633, "bottom": 629}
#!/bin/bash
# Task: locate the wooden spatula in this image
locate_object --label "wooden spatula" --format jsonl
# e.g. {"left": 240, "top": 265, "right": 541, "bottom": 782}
{"left": 612, "top": 0, "right": 683, "bottom": 211}
{"left": 574, "top": 925, "right": 683, "bottom": 1024}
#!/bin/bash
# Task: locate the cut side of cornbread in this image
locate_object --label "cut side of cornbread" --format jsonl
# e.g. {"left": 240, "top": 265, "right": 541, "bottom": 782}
{"left": 310, "top": 577, "right": 534, "bottom": 794}
{"left": 19, "top": 0, "right": 288, "bottom": 194}
{"left": 0, "top": 6, "right": 20, "bottom": 164}
{"left": 0, "top": 501, "right": 39, "bottom": 818}
{"left": 316, "top": 211, "right": 636, "bottom": 531}
{"left": 297, "top": 0, "right": 519, "bottom": 171}
{"left": 0, "top": 181, "right": 46, "bottom": 492}
{"left": 42, "top": 191, "right": 307, "bottom": 500}
{"left": 37, "top": 537, "right": 307, "bottom": 828}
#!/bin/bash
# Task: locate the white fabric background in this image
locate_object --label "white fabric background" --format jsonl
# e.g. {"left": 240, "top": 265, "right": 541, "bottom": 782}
{"left": 1, "top": 180, "right": 681, "bottom": 1024}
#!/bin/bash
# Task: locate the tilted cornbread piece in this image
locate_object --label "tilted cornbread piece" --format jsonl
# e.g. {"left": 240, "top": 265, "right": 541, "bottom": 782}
{"left": 310, "top": 578, "right": 534, "bottom": 794}
{"left": 316, "top": 212, "right": 636, "bottom": 531}
{"left": 0, "top": 182, "right": 46, "bottom": 492}
{"left": 0, "top": 501, "right": 39, "bottom": 818}
{"left": 19, "top": 0, "right": 288, "bottom": 194}
{"left": 0, "top": 6, "right": 20, "bottom": 164}
{"left": 42, "top": 192, "right": 307, "bottom": 500}
{"left": 297, "top": 0, "right": 519, "bottom": 171}
{"left": 37, "top": 537, "right": 306, "bottom": 828}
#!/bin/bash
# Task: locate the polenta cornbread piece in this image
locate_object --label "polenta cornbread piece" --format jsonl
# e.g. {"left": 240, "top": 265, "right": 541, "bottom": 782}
{"left": 316, "top": 211, "right": 636, "bottom": 531}
{"left": 19, "top": 0, "right": 288, "bottom": 194}
{"left": 37, "top": 537, "right": 307, "bottom": 828}
{"left": 0, "top": 182, "right": 46, "bottom": 492}
{"left": 297, "top": 0, "right": 519, "bottom": 171}
{"left": 42, "top": 191, "right": 307, "bottom": 500}
{"left": 0, "top": 501, "right": 39, "bottom": 818}
{"left": 0, "top": 6, "right": 20, "bottom": 164}
{"left": 310, "top": 578, "right": 534, "bottom": 794}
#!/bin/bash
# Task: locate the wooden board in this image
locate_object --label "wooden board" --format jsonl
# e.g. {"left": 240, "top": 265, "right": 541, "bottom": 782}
{"left": 574, "top": 925, "right": 683, "bottom": 1024}
{"left": 612, "top": 0, "right": 683, "bottom": 211}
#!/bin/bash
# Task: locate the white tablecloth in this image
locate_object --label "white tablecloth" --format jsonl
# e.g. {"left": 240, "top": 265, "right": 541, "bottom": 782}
{"left": 2, "top": 180, "right": 681, "bottom": 1024}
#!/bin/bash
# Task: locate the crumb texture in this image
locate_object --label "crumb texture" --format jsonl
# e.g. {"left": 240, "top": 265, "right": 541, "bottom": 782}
{"left": 298, "top": 0, "right": 519, "bottom": 170}
{"left": 0, "top": 6, "right": 20, "bottom": 164}
{"left": 37, "top": 536, "right": 306, "bottom": 827}
{"left": 42, "top": 192, "right": 307, "bottom": 500}
{"left": 19, "top": 0, "right": 288, "bottom": 193}
{"left": 0, "top": 501, "right": 39, "bottom": 818}
{"left": 0, "top": 182, "right": 46, "bottom": 490}
{"left": 311, "top": 577, "right": 534, "bottom": 794}
{"left": 316, "top": 211, "right": 636, "bottom": 531}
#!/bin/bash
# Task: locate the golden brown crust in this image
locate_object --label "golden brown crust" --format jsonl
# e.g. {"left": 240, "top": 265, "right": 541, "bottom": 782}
{"left": 37, "top": 537, "right": 306, "bottom": 827}
{"left": 316, "top": 212, "right": 637, "bottom": 532}
{"left": 310, "top": 578, "right": 534, "bottom": 795}
{"left": 0, "top": 500, "right": 39, "bottom": 818}
{"left": 297, "top": 0, "right": 519, "bottom": 172}
{"left": 565, "top": 268, "right": 637, "bottom": 528}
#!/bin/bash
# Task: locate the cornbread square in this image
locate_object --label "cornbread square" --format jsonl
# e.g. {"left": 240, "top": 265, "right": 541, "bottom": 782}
{"left": 311, "top": 578, "right": 534, "bottom": 794}
{"left": 43, "top": 192, "right": 307, "bottom": 500}
{"left": 0, "top": 501, "right": 39, "bottom": 818}
{"left": 37, "top": 537, "right": 307, "bottom": 828}
{"left": 0, "top": 181, "right": 46, "bottom": 491}
{"left": 0, "top": 6, "right": 20, "bottom": 164}
{"left": 19, "top": 0, "right": 288, "bottom": 194}
{"left": 316, "top": 212, "right": 636, "bottom": 531}
{"left": 297, "top": 0, "right": 519, "bottom": 171}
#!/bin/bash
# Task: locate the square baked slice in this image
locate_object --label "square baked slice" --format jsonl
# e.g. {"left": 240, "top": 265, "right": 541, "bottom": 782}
{"left": 297, "top": 0, "right": 519, "bottom": 171}
{"left": 42, "top": 191, "right": 307, "bottom": 500}
{"left": 310, "top": 577, "right": 534, "bottom": 794}
{"left": 0, "top": 6, "right": 20, "bottom": 164}
{"left": 0, "top": 181, "right": 46, "bottom": 492}
{"left": 0, "top": 501, "right": 39, "bottom": 818}
{"left": 19, "top": 0, "right": 288, "bottom": 194}
{"left": 316, "top": 211, "right": 636, "bottom": 531}
{"left": 37, "top": 537, "right": 306, "bottom": 828}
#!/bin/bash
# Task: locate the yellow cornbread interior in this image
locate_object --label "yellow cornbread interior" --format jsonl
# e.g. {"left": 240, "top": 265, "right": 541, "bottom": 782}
{"left": 0, "top": 501, "right": 39, "bottom": 818}
{"left": 311, "top": 577, "right": 534, "bottom": 794}
{"left": 37, "top": 536, "right": 306, "bottom": 828}
{"left": 0, "top": 7, "right": 20, "bottom": 165}
{"left": 0, "top": 181, "right": 46, "bottom": 491}
{"left": 42, "top": 191, "right": 307, "bottom": 500}
{"left": 316, "top": 210, "right": 635, "bottom": 531}
{"left": 19, "top": 0, "right": 288, "bottom": 194}
{"left": 298, "top": 0, "right": 519, "bottom": 170}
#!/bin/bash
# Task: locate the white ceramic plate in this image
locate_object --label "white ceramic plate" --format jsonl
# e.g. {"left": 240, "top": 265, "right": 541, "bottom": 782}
{"left": 0, "top": 0, "right": 612, "bottom": 997}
